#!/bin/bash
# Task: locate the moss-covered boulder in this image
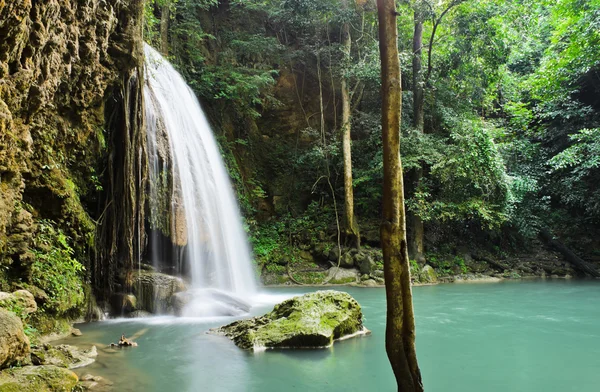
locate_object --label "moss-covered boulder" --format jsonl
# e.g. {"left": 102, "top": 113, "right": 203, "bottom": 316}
{"left": 30, "top": 344, "right": 97, "bottom": 369}
{"left": 212, "top": 290, "right": 368, "bottom": 350}
{"left": 0, "top": 365, "right": 78, "bottom": 392}
{"left": 0, "top": 309, "right": 30, "bottom": 369}
{"left": 419, "top": 265, "right": 438, "bottom": 283}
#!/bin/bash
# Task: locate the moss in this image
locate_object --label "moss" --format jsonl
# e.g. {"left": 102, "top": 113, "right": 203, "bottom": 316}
{"left": 329, "top": 276, "right": 356, "bottom": 284}
{"left": 0, "top": 365, "right": 78, "bottom": 392}
{"left": 28, "top": 313, "right": 71, "bottom": 337}
{"left": 216, "top": 290, "right": 365, "bottom": 350}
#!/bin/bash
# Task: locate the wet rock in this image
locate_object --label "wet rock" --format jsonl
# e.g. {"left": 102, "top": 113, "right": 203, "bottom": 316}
{"left": 71, "top": 328, "right": 82, "bottom": 337}
{"left": 126, "top": 310, "right": 152, "bottom": 318}
{"left": 213, "top": 291, "right": 368, "bottom": 350}
{"left": 326, "top": 267, "right": 358, "bottom": 284}
{"left": 0, "top": 308, "right": 30, "bottom": 369}
{"left": 361, "top": 279, "right": 379, "bottom": 287}
{"left": 132, "top": 271, "right": 187, "bottom": 314}
{"left": 110, "top": 293, "right": 137, "bottom": 314}
{"left": 0, "top": 365, "right": 78, "bottom": 391}
{"left": 31, "top": 344, "right": 97, "bottom": 369}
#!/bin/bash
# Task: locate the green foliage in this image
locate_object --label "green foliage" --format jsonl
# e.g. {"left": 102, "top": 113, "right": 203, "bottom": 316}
{"left": 30, "top": 221, "right": 85, "bottom": 316}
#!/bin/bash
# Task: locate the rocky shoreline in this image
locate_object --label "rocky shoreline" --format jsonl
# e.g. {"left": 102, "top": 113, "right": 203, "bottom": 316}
{"left": 260, "top": 241, "right": 595, "bottom": 287}
{"left": 0, "top": 289, "right": 110, "bottom": 391}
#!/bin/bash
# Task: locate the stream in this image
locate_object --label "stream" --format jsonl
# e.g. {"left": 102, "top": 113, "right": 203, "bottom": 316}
{"left": 60, "top": 280, "right": 600, "bottom": 391}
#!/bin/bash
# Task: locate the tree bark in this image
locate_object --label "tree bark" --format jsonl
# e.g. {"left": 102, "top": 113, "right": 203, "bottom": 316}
{"left": 341, "top": 1, "right": 360, "bottom": 248}
{"left": 377, "top": 1, "right": 423, "bottom": 391}
{"left": 160, "top": 2, "right": 170, "bottom": 56}
{"left": 408, "top": 6, "right": 425, "bottom": 264}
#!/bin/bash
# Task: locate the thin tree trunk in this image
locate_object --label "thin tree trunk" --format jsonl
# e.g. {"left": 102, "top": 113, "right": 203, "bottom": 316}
{"left": 377, "top": 1, "right": 423, "bottom": 391}
{"left": 341, "top": 1, "right": 360, "bottom": 248}
{"left": 160, "top": 2, "right": 170, "bottom": 56}
{"left": 412, "top": 9, "right": 424, "bottom": 132}
{"left": 409, "top": 6, "right": 425, "bottom": 264}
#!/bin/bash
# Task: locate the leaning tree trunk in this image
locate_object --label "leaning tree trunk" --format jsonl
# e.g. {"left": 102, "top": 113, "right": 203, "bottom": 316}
{"left": 540, "top": 229, "right": 600, "bottom": 278}
{"left": 377, "top": 1, "right": 424, "bottom": 391}
{"left": 408, "top": 6, "right": 425, "bottom": 264}
{"left": 341, "top": 2, "right": 360, "bottom": 249}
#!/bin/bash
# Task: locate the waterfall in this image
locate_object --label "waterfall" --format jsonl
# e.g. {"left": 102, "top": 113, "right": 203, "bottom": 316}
{"left": 143, "top": 44, "right": 257, "bottom": 316}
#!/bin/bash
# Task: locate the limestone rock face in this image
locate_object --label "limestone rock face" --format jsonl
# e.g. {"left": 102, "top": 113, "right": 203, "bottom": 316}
{"left": 0, "top": 290, "right": 37, "bottom": 317}
{"left": 0, "top": 0, "right": 144, "bottom": 297}
{"left": 132, "top": 271, "right": 187, "bottom": 314}
{"left": 0, "top": 308, "right": 30, "bottom": 369}
{"left": 213, "top": 290, "right": 368, "bottom": 350}
{"left": 0, "top": 365, "right": 79, "bottom": 391}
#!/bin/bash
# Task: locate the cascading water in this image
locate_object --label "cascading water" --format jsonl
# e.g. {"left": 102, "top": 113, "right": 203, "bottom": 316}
{"left": 144, "top": 44, "right": 258, "bottom": 316}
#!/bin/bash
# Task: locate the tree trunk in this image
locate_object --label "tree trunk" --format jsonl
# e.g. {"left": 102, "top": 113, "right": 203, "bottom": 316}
{"left": 160, "top": 2, "right": 170, "bottom": 56}
{"left": 341, "top": 2, "right": 360, "bottom": 248}
{"left": 408, "top": 7, "right": 426, "bottom": 264}
{"left": 377, "top": 1, "right": 424, "bottom": 391}
{"left": 412, "top": 9, "right": 424, "bottom": 132}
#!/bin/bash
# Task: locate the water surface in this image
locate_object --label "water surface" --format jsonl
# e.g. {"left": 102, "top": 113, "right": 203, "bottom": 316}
{"left": 64, "top": 280, "right": 600, "bottom": 391}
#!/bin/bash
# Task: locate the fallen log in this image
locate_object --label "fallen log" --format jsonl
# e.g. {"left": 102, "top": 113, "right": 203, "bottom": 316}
{"left": 539, "top": 228, "right": 600, "bottom": 278}
{"left": 472, "top": 253, "right": 510, "bottom": 271}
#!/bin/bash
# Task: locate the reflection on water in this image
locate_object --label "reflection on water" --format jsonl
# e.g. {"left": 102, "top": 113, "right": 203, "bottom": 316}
{"left": 61, "top": 280, "right": 600, "bottom": 392}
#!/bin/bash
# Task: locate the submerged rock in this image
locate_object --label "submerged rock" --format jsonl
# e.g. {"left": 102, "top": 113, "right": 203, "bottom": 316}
{"left": 0, "top": 365, "right": 78, "bottom": 391}
{"left": 212, "top": 290, "right": 368, "bottom": 350}
{"left": 0, "top": 308, "right": 30, "bottom": 369}
{"left": 126, "top": 310, "right": 152, "bottom": 318}
{"left": 132, "top": 271, "right": 187, "bottom": 313}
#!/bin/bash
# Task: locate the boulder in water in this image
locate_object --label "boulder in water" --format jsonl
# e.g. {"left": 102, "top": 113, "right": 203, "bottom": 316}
{"left": 212, "top": 290, "right": 368, "bottom": 350}
{"left": 132, "top": 271, "right": 187, "bottom": 313}
{"left": 0, "top": 308, "right": 30, "bottom": 368}
{"left": 0, "top": 365, "right": 78, "bottom": 391}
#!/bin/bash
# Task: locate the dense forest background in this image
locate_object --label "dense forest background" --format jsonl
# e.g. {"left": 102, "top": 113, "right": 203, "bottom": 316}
{"left": 1, "top": 0, "right": 599, "bottom": 336}
{"left": 144, "top": 0, "right": 600, "bottom": 280}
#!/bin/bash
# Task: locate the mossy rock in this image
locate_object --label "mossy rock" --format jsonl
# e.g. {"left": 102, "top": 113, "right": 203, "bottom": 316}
{"left": 31, "top": 344, "right": 97, "bottom": 369}
{"left": 419, "top": 265, "right": 438, "bottom": 283}
{"left": 213, "top": 290, "right": 368, "bottom": 350}
{"left": 0, "top": 365, "right": 78, "bottom": 392}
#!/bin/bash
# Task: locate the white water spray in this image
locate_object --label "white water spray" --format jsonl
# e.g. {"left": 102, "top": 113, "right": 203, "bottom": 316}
{"left": 144, "top": 44, "right": 258, "bottom": 316}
